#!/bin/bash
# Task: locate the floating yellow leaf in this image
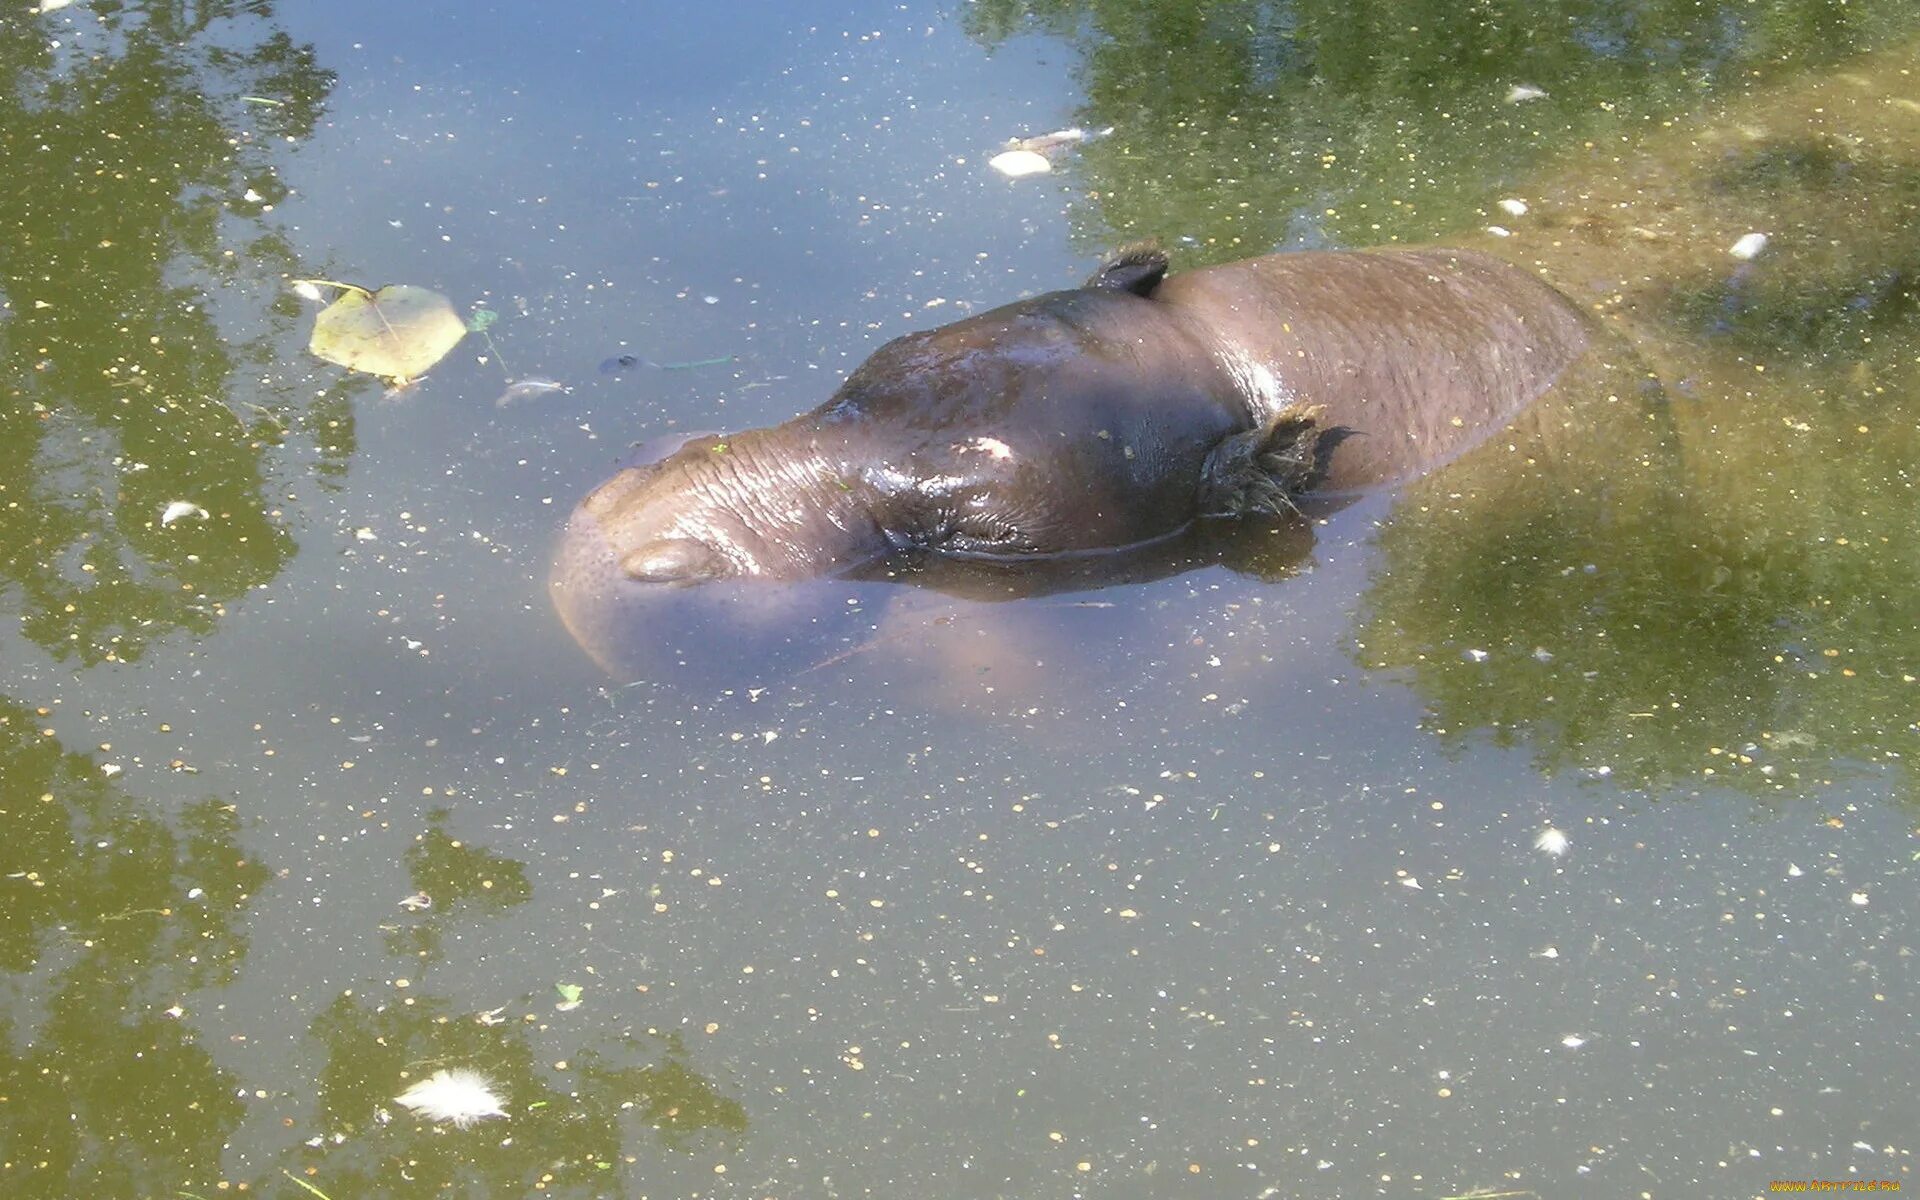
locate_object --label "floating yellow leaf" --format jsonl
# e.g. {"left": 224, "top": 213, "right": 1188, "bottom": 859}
{"left": 308, "top": 284, "right": 466, "bottom": 383}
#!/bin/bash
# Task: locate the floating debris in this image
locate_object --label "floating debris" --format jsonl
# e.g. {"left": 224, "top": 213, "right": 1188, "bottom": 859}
{"left": 1463, "top": 648, "right": 1491, "bottom": 662}
{"left": 555, "top": 982, "right": 584, "bottom": 1012}
{"left": 1535, "top": 826, "right": 1571, "bottom": 857}
{"left": 302, "top": 281, "right": 467, "bottom": 384}
{"left": 1506, "top": 84, "right": 1548, "bottom": 103}
{"left": 1729, "top": 231, "right": 1769, "bottom": 260}
{"left": 1484, "top": 226, "right": 1513, "bottom": 238}
{"left": 1013, "top": 126, "right": 1112, "bottom": 155}
{"left": 989, "top": 126, "right": 1113, "bottom": 178}
{"left": 1497, "top": 197, "right": 1530, "bottom": 217}
{"left": 1560, "top": 1033, "right": 1588, "bottom": 1049}
{"left": 598, "top": 353, "right": 734, "bottom": 374}
{"left": 989, "top": 148, "right": 1052, "bottom": 178}
{"left": 160, "top": 501, "right": 209, "bottom": 527}
{"left": 398, "top": 892, "right": 432, "bottom": 911}
{"left": 493, "top": 377, "right": 569, "bottom": 407}
{"left": 395, "top": 1069, "right": 507, "bottom": 1127}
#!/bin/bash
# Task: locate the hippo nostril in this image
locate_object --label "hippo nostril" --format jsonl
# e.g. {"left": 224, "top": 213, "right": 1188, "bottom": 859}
{"left": 621, "top": 538, "right": 728, "bottom": 583}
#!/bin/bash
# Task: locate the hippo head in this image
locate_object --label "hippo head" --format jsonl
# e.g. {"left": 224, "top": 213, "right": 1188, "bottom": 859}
{"left": 562, "top": 433, "right": 770, "bottom": 587}
{"left": 547, "top": 428, "right": 892, "bottom": 679}
{"left": 557, "top": 429, "right": 888, "bottom": 586}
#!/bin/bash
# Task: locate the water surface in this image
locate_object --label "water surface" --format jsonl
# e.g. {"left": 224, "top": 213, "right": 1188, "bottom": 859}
{"left": 2, "top": 2, "right": 1916, "bottom": 1197}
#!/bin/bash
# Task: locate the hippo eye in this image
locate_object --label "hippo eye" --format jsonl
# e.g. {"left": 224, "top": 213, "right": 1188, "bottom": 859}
{"left": 621, "top": 538, "right": 729, "bottom": 583}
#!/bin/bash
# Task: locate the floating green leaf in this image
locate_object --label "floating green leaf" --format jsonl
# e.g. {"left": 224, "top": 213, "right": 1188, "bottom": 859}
{"left": 307, "top": 284, "right": 466, "bottom": 383}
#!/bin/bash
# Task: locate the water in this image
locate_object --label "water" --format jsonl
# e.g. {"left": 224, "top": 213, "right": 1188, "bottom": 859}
{"left": 2, "top": 2, "right": 1916, "bottom": 1197}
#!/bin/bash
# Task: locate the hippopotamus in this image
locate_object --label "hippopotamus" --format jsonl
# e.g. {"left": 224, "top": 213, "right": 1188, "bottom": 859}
{"left": 550, "top": 246, "right": 1593, "bottom": 671}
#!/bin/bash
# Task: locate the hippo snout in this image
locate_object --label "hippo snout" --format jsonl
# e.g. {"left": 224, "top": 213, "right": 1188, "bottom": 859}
{"left": 547, "top": 503, "right": 871, "bottom": 682}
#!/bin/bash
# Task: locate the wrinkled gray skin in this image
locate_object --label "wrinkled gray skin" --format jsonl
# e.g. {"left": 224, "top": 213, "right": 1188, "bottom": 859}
{"left": 551, "top": 247, "right": 1592, "bottom": 663}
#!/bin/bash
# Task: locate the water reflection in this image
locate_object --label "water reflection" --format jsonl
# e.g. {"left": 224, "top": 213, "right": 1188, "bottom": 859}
{"left": 0, "top": 1, "right": 339, "bottom": 665}
{"left": 381, "top": 809, "right": 534, "bottom": 961}
{"left": 0, "top": 697, "right": 269, "bottom": 1196}
{"left": 280, "top": 991, "right": 746, "bottom": 1195}
{"left": 1356, "top": 41, "right": 1920, "bottom": 798}
{"left": 966, "top": 0, "right": 1917, "bottom": 253}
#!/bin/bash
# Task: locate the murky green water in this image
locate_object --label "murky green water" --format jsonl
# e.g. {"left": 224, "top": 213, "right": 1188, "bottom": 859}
{"left": 3, "top": 2, "right": 1917, "bottom": 1197}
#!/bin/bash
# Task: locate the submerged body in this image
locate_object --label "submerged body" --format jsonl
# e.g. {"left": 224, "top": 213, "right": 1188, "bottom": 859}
{"left": 551, "top": 247, "right": 1592, "bottom": 666}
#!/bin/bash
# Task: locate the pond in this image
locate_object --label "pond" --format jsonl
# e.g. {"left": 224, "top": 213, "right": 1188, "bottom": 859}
{"left": 3, "top": 1, "right": 1917, "bottom": 1197}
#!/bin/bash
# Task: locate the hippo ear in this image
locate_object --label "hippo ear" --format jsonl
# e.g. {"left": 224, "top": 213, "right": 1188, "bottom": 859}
{"left": 621, "top": 538, "right": 730, "bottom": 583}
{"left": 1086, "top": 243, "right": 1168, "bottom": 297}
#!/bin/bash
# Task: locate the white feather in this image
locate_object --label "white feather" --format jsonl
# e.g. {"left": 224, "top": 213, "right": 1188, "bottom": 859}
{"left": 160, "top": 501, "right": 208, "bottom": 527}
{"left": 395, "top": 1068, "right": 507, "bottom": 1127}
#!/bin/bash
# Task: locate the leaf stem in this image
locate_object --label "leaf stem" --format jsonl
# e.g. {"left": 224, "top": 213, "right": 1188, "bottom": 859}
{"left": 290, "top": 278, "right": 373, "bottom": 299}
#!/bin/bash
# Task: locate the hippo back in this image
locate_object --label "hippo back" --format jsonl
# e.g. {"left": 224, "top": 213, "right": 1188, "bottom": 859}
{"left": 1153, "top": 248, "right": 1594, "bottom": 492}
{"left": 810, "top": 289, "right": 1254, "bottom": 556}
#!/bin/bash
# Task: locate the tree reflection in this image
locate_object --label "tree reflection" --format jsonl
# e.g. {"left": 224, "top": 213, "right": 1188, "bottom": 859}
{"left": 1351, "top": 45, "right": 1920, "bottom": 798}
{"left": 0, "top": 698, "right": 271, "bottom": 1198}
{"left": 279, "top": 991, "right": 747, "bottom": 1198}
{"left": 965, "top": 0, "right": 1918, "bottom": 256}
{"left": 0, "top": 1, "right": 340, "bottom": 666}
{"left": 382, "top": 809, "right": 536, "bottom": 961}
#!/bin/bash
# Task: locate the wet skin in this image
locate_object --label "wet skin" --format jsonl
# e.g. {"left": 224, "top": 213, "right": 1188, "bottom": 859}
{"left": 550, "top": 247, "right": 1594, "bottom": 674}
